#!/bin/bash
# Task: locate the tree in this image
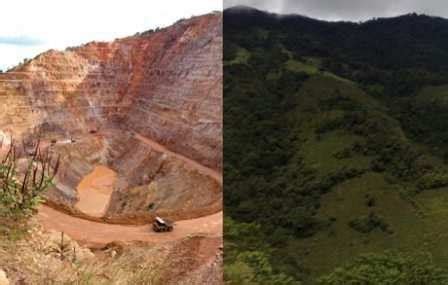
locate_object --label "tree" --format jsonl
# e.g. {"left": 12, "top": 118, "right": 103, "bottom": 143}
{"left": 0, "top": 140, "right": 59, "bottom": 218}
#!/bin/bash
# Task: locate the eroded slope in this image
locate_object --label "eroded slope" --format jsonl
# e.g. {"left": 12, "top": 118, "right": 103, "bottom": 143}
{"left": 0, "top": 12, "right": 222, "bottom": 222}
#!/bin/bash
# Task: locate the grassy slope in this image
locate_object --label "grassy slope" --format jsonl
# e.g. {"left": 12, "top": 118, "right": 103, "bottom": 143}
{"left": 225, "top": 40, "right": 448, "bottom": 283}
{"left": 298, "top": 75, "right": 448, "bottom": 283}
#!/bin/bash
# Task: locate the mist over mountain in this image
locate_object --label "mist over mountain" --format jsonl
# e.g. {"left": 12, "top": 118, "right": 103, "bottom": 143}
{"left": 224, "top": 0, "right": 448, "bottom": 21}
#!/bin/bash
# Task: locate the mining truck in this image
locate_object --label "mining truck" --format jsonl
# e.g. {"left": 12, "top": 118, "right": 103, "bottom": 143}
{"left": 153, "top": 216, "right": 174, "bottom": 232}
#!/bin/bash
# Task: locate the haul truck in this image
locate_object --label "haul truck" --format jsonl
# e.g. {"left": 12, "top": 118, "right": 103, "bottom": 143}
{"left": 153, "top": 216, "right": 174, "bottom": 232}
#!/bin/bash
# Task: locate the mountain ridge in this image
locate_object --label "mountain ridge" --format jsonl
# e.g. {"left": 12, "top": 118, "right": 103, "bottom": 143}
{"left": 225, "top": 5, "right": 445, "bottom": 24}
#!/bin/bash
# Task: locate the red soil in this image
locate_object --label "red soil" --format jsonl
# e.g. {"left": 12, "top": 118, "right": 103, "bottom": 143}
{"left": 37, "top": 205, "right": 222, "bottom": 248}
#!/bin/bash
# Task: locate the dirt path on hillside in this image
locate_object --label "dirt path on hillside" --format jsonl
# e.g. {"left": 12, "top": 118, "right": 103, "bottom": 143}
{"left": 134, "top": 133, "right": 222, "bottom": 185}
{"left": 36, "top": 132, "right": 222, "bottom": 247}
{"left": 37, "top": 205, "right": 222, "bottom": 248}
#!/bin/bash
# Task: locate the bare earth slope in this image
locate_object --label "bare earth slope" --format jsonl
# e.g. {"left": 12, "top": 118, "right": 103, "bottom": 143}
{"left": 0, "top": 12, "right": 222, "bottom": 222}
{"left": 0, "top": 12, "right": 223, "bottom": 285}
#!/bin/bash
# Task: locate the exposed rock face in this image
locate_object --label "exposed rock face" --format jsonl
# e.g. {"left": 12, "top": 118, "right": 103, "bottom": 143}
{"left": 159, "top": 236, "right": 223, "bottom": 285}
{"left": 0, "top": 13, "right": 222, "bottom": 222}
{"left": 0, "top": 269, "right": 9, "bottom": 285}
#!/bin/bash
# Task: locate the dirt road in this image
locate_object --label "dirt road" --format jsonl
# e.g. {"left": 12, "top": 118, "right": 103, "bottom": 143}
{"left": 36, "top": 132, "right": 222, "bottom": 247}
{"left": 134, "top": 133, "right": 222, "bottom": 185}
{"left": 37, "top": 205, "right": 222, "bottom": 248}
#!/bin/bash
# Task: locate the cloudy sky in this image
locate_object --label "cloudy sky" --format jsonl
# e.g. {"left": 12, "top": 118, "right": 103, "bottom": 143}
{"left": 0, "top": 0, "right": 221, "bottom": 70}
{"left": 225, "top": 0, "right": 448, "bottom": 21}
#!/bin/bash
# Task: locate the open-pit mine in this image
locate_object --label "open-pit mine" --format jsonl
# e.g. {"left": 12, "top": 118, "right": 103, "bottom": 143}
{"left": 0, "top": 12, "right": 222, "bottom": 284}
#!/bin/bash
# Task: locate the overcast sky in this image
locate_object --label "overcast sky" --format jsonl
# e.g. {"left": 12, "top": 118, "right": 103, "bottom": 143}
{"left": 0, "top": 0, "right": 221, "bottom": 71}
{"left": 225, "top": 0, "right": 448, "bottom": 21}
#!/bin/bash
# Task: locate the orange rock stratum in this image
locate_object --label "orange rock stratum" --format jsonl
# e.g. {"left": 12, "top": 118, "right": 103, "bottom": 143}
{"left": 0, "top": 12, "right": 222, "bottom": 244}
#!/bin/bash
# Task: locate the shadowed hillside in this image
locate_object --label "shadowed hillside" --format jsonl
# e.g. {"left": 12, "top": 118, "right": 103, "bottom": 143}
{"left": 224, "top": 6, "right": 448, "bottom": 284}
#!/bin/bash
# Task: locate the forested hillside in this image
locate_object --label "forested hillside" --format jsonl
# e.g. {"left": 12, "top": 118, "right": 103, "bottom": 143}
{"left": 224, "top": 6, "right": 448, "bottom": 284}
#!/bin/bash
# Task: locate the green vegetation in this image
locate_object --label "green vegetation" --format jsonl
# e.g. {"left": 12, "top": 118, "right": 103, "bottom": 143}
{"left": 285, "top": 59, "right": 318, "bottom": 74}
{"left": 225, "top": 218, "right": 301, "bottom": 285}
{"left": 0, "top": 142, "right": 58, "bottom": 219}
{"left": 224, "top": 47, "right": 251, "bottom": 66}
{"left": 348, "top": 212, "right": 392, "bottom": 234}
{"left": 224, "top": 7, "right": 448, "bottom": 284}
{"left": 318, "top": 251, "right": 448, "bottom": 285}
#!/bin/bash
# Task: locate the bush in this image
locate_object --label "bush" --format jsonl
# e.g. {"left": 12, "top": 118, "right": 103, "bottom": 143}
{"left": 0, "top": 141, "right": 59, "bottom": 218}
{"left": 348, "top": 212, "right": 392, "bottom": 234}
{"left": 225, "top": 251, "right": 302, "bottom": 285}
{"left": 318, "top": 251, "right": 448, "bottom": 285}
{"left": 417, "top": 172, "right": 448, "bottom": 190}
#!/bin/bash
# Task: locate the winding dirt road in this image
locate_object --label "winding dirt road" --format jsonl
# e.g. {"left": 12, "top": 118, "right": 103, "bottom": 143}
{"left": 37, "top": 205, "right": 223, "bottom": 248}
{"left": 36, "top": 133, "right": 222, "bottom": 248}
{"left": 134, "top": 133, "right": 223, "bottom": 185}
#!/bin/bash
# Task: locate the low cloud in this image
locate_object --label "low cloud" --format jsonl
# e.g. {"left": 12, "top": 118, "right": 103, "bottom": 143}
{"left": 0, "top": 36, "right": 43, "bottom": 46}
{"left": 224, "top": 0, "right": 448, "bottom": 21}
